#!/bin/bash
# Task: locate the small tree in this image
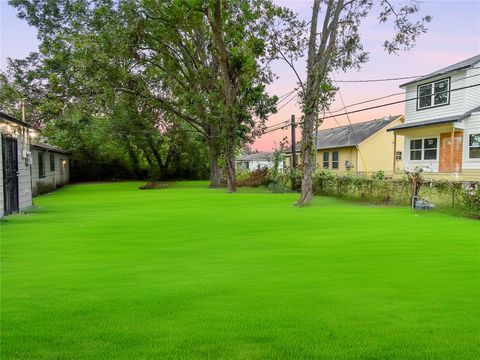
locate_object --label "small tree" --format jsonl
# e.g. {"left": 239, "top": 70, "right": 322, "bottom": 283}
{"left": 405, "top": 167, "right": 424, "bottom": 209}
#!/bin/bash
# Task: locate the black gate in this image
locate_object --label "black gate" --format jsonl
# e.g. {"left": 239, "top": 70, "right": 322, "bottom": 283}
{"left": 2, "top": 135, "right": 19, "bottom": 215}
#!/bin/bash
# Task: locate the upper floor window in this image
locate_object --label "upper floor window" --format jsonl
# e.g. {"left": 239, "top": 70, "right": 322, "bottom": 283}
{"left": 469, "top": 133, "right": 480, "bottom": 159}
{"left": 323, "top": 152, "right": 329, "bottom": 169}
{"left": 417, "top": 78, "right": 450, "bottom": 110}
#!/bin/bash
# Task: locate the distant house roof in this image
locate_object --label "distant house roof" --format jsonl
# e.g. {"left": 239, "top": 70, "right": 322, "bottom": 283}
{"left": 288, "top": 115, "right": 402, "bottom": 153}
{"left": 237, "top": 152, "right": 274, "bottom": 162}
{"left": 400, "top": 54, "right": 480, "bottom": 87}
{"left": 0, "top": 111, "right": 35, "bottom": 129}
{"left": 388, "top": 105, "right": 480, "bottom": 132}
{"left": 32, "top": 142, "right": 71, "bottom": 155}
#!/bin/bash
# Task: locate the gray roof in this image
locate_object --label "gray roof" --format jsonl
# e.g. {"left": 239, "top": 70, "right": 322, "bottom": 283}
{"left": 387, "top": 115, "right": 462, "bottom": 132}
{"left": 33, "top": 142, "right": 71, "bottom": 155}
{"left": 0, "top": 111, "right": 35, "bottom": 129}
{"left": 388, "top": 105, "right": 480, "bottom": 132}
{"left": 288, "top": 115, "right": 402, "bottom": 152}
{"left": 400, "top": 54, "right": 480, "bottom": 87}
{"left": 237, "top": 152, "right": 273, "bottom": 161}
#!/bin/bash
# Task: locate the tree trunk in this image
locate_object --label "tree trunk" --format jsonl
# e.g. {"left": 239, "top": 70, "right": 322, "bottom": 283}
{"left": 206, "top": 139, "right": 222, "bottom": 188}
{"left": 225, "top": 145, "right": 236, "bottom": 192}
{"left": 125, "top": 141, "right": 141, "bottom": 179}
{"left": 298, "top": 111, "right": 315, "bottom": 205}
{"left": 208, "top": 0, "right": 237, "bottom": 192}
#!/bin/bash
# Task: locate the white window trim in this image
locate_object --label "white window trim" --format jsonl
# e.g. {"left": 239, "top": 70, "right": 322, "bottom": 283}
{"left": 408, "top": 136, "right": 439, "bottom": 162}
{"left": 417, "top": 78, "right": 450, "bottom": 110}
{"left": 466, "top": 131, "right": 480, "bottom": 161}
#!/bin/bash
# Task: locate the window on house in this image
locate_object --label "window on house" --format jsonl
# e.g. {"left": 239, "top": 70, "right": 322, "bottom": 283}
{"left": 395, "top": 151, "right": 403, "bottom": 160}
{"left": 410, "top": 139, "right": 422, "bottom": 160}
{"left": 410, "top": 138, "right": 437, "bottom": 161}
{"left": 423, "top": 138, "right": 438, "bottom": 160}
{"left": 332, "top": 151, "right": 339, "bottom": 169}
{"left": 469, "top": 133, "right": 480, "bottom": 159}
{"left": 323, "top": 152, "right": 329, "bottom": 168}
{"left": 38, "top": 152, "right": 46, "bottom": 178}
{"left": 417, "top": 78, "right": 450, "bottom": 110}
{"left": 50, "top": 154, "right": 55, "bottom": 171}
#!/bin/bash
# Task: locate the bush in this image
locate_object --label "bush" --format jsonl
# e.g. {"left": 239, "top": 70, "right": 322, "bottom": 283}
{"left": 460, "top": 185, "right": 480, "bottom": 218}
{"left": 236, "top": 168, "right": 270, "bottom": 187}
{"left": 372, "top": 170, "right": 385, "bottom": 180}
{"left": 268, "top": 182, "right": 291, "bottom": 193}
{"left": 139, "top": 181, "right": 169, "bottom": 190}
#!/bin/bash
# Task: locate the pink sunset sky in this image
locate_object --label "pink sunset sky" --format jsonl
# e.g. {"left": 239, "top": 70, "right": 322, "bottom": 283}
{"left": 1, "top": 0, "right": 479, "bottom": 151}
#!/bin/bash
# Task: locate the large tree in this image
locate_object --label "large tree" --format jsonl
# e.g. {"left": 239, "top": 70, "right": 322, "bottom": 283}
{"left": 203, "top": 0, "right": 289, "bottom": 192}
{"left": 277, "top": 0, "right": 431, "bottom": 205}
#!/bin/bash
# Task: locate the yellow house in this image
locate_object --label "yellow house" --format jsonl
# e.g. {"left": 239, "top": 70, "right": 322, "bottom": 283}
{"left": 285, "top": 115, "right": 405, "bottom": 176}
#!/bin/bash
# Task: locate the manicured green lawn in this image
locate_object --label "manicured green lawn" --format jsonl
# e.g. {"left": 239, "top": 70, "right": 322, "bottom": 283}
{"left": 1, "top": 182, "right": 479, "bottom": 359}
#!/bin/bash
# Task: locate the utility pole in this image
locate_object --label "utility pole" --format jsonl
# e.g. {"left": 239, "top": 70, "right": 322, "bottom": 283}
{"left": 291, "top": 114, "right": 297, "bottom": 169}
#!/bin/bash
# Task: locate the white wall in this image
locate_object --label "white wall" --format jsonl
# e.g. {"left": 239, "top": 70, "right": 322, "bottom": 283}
{"left": 404, "top": 68, "right": 476, "bottom": 123}
{"left": 0, "top": 122, "right": 33, "bottom": 217}
{"left": 462, "top": 112, "right": 480, "bottom": 171}
{"left": 31, "top": 148, "right": 70, "bottom": 196}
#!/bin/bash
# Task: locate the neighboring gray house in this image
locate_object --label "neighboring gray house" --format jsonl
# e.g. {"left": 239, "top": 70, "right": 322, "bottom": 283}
{"left": 236, "top": 152, "right": 282, "bottom": 171}
{"left": 31, "top": 143, "right": 71, "bottom": 196}
{"left": 0, "top": 112, "right": 34, "bottom": 217}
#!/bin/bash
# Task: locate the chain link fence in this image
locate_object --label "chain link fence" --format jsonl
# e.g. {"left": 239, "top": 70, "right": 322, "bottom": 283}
{"left": 279, "top": 170, "right": 480, "bottom": 219}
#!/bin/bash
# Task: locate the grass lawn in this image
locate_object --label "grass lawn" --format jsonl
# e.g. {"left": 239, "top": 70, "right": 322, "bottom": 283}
{"left": 1, "top": 182, "right": 479, "bottom": 359}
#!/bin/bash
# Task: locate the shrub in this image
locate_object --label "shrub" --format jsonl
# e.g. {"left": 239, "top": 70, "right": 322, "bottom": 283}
{"left": 460, "top": 185, "right": 480, "bottom": 218}
{"left": 139, "top": 181, "right": 169, "bottom": 190}
{"left": 268, "top": 182, "right": 291, "bottom": 193}
{"left": 372, "top": 170, "right": 385, "bottom": 180}
{"left": 236, "top": 168, "right": 270, "bottom": 187}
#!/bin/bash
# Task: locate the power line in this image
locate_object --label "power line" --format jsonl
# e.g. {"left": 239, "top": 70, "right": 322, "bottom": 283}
{"left": 277, "top": 92, "right": 298, "bottom": 111}
{"left": 329, "top": 72, "right": 480, "bottom": 115}
{"left": 262, "top": 82, "right": 480, "bottom": 135}
{"left": 326, "top": 82, "right": 480, "bottom": 121}
{"left": 333, "top": 75, "right": 423, "bottom": 83}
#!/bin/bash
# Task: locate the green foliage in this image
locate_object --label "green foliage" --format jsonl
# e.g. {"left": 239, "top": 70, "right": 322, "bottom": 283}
{"left": 372, "top": 170, "right": 385, "bottom": 180}
{"left": 461, "top": 186, "right": 480, "bottom": 218}
{"left": 236, "top": 168, "right": 270, "bottom": 187}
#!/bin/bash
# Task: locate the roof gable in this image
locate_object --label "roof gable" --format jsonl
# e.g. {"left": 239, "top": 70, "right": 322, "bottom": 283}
{"left": 400, "top": 54, "right": 480, "bottom": 87}
{"left": 0, "top": 111, "right": 35, "bottom": 129}
{"left": 237, "top": 152, "right": 273, "bottom": 161}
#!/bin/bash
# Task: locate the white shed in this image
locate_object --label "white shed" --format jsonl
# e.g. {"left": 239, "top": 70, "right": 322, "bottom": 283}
{"left": 236, "top": 152, "right": 283, "bottom": 171}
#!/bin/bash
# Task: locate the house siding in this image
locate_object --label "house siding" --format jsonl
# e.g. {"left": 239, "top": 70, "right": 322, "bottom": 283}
{"left": 462, "top": 112, "right": 480, "bottom": 171}
{"left": 31, "top": 148, "right": 70, "bottom": 196}
{"left": 357, "top": 117, "right": 405, "bottom": 175}
{"left": 0, "top": 122, "right": 33, "bottom": 217}
{"left": 464, "top": 66, "right": 480, "bottom": 112}
{"left": 404, "top": 70, "right": 469, "bottom": 123}
{"left": 316, "top": 147, "right": 357, "bottom": 173}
